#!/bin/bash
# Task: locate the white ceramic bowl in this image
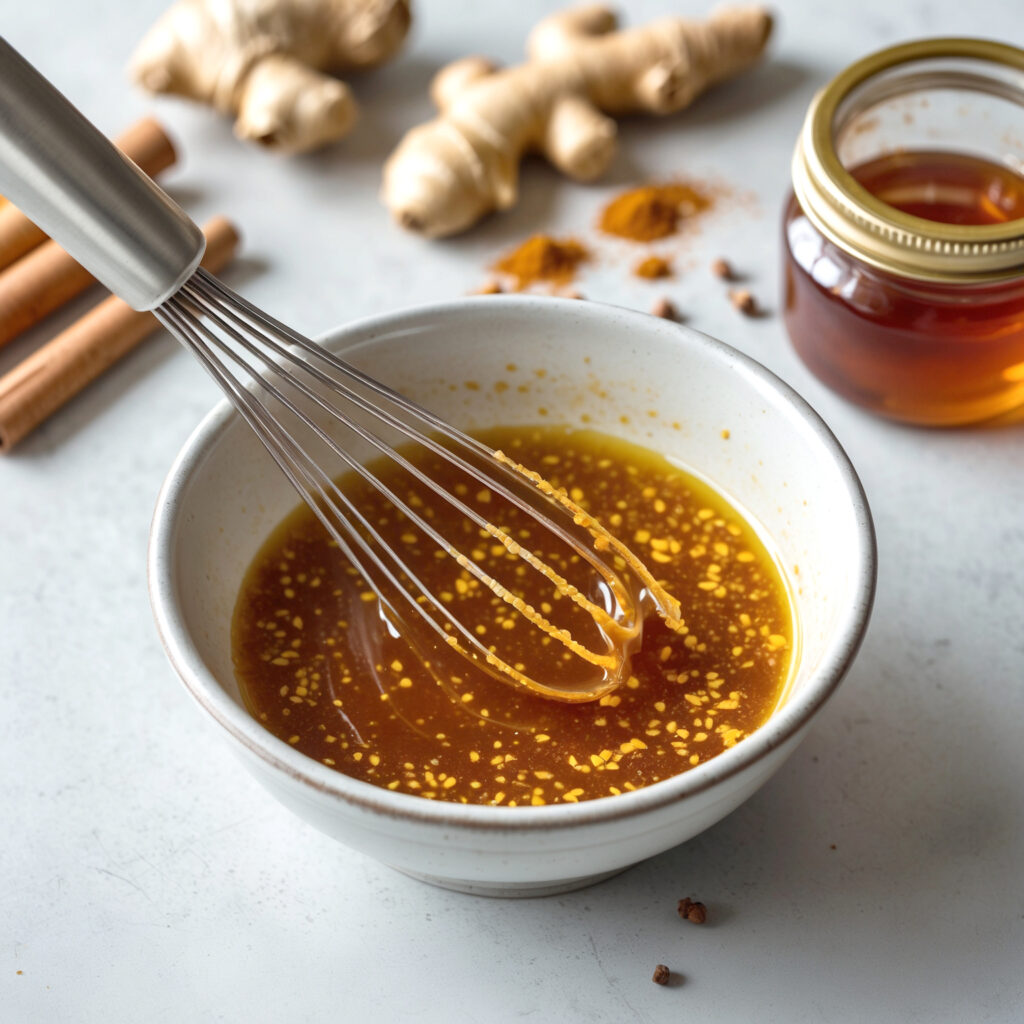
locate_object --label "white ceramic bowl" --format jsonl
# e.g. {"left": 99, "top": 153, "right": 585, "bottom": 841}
{"left": 149, "top": 297, "right": 875, "bottom": 897}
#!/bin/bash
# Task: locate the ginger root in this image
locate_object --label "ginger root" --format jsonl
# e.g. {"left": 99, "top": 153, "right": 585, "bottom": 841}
{"left": 130, "top": 0, "right": 411, "bottom": 153}
{"left": 382, "top": 4, "right": 772, "bottom": 237}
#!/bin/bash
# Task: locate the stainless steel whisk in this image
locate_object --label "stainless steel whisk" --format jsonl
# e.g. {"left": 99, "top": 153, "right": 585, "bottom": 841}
{"left": 0, "top": 39, "right": 678, "bottom": 701}
{"left": 161, "top": 268, "right": 647, "bottom": 701}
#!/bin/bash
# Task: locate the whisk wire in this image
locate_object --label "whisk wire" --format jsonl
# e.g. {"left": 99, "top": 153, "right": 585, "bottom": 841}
{"left": 187, "top": 270, "right": 628, "bottom": 604}
{"left": 158, "top": 300, "right": 501, "bottom": 669}
{"left": 183, "top": 286, "right": 621, "bottom": 652}
{"left": 159, "top": 269, "right": 644, "bottom": 698}
{"left": 160, "top": 292, "right": 623, "bottom": 696}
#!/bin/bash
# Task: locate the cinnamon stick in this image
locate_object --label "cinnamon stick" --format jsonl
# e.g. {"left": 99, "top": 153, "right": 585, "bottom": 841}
{"left": 0, "top": 241, "right": 95, "bottom": 348}
{"left": 0, "top": 116, "right": 177, "bottom": 272}
{"left": 0, "top": 217, "right": 239, "bottom": 453}
{"left": 0, "top": 118, "right": 181, "bottom": 349}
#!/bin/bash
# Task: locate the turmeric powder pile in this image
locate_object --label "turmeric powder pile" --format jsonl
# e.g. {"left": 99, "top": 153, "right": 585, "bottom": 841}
{"left": 493, "top": 234, "right": 589, "bottom": 291}
{"left": 479, "top": 179, "right": 731, "bottom": 297}
{"left": 633, "top": 255, "right": 673, "bottom": 279}
{"left": 599, "top": 183, "right": 712, "bottom": 242}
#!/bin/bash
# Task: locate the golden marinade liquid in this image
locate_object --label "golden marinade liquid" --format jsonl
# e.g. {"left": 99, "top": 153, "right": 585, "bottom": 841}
{"left": 232, "top": 425, "right": 794, "bottom": 806}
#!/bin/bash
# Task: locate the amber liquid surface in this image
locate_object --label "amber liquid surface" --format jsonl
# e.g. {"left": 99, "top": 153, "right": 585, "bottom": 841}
{"left": 784, "top": 150, "right": 1024, "bottom": 425}
{"left": 232, "top": 426, "right": 794, "bottom": 807}
{"left": 856, "top": 150, "right": 1024, "bottom": 225}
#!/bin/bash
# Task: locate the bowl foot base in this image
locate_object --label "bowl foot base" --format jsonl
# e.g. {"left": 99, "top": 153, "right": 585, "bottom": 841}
{"left": 389, "top": 864, "right": 630, "bottom": 898}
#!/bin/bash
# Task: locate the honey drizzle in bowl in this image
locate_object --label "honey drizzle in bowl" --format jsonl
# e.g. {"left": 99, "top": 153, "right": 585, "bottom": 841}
{"left": 232, "top": 425, "right": 795, "bottom": 806}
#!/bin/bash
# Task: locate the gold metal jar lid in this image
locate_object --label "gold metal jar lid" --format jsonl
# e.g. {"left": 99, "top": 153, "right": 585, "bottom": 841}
{"left": 792, "top": 38, "right": 1024, "bottom": 284}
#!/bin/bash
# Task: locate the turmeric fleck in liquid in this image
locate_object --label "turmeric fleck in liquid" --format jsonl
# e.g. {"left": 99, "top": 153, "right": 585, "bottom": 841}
{"left": 232, "top": 426, "right": 795, "bottom": 806}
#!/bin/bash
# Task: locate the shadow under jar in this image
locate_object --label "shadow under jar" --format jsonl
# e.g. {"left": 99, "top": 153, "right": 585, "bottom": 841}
{"left": 783, "top": 39, "right": 1024, "bottom": 426}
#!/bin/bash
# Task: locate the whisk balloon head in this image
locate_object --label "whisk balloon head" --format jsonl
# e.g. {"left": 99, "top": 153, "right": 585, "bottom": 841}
{"left": 158, "top": 269, "right": 680, "bottom": 703}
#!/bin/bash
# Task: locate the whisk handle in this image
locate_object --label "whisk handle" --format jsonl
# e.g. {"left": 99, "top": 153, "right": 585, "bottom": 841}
{"left": 0, "top": 38, "right": 204, "bottom": 310}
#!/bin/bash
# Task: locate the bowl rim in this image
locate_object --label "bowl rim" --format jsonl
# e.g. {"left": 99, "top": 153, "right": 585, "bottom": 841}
{"left": 148, "top": 295, "right": 876, "bottom": 832}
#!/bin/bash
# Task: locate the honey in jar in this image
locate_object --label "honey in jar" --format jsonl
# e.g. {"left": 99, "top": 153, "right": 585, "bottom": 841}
{"left": 783, "top": 39, "right": 1024, "bottom": 425}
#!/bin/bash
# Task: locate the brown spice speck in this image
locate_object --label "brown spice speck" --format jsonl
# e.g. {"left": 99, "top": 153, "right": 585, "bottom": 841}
{"left": 711, "top": 257, "right": 734, "bottom": 280}
{"left": 729, "top": 289, "right": 757, "bottom": 316}
{"left": 652, "top": 964, "right": 671, "bottom": 986}
{"left": 476, "top": 279, "right": 503, "bottom": 294}
{"left": 677, "top": 897, "right": 707, "bottom": 924}
{"left": 634, "top": 255, "right": 672, "bottom": 279}
{"left": 651, "top": 297, "right": 680, "bottom": 322}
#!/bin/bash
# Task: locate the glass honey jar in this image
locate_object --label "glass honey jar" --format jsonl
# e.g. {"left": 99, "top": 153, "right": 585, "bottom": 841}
{"left": 783, "top": 39, "right": 1024, "bottom": 425}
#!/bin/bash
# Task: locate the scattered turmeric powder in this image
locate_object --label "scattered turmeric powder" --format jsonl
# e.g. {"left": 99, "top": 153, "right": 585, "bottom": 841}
{"left": 599, "top": 183, "right": 712, "bottom": 242}
{"left": 493, "top": 234, "right": 589, "bottom": 291}
{"left": 479, "top": 179, "right": 751, "bottom": 307}
{"left": 634, "top": 255, "right": 672, "bottom": 279}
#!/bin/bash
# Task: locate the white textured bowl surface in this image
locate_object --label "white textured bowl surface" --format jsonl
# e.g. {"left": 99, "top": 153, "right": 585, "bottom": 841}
{"left": 149, "top": 297, "right": 875, "bottom": 897}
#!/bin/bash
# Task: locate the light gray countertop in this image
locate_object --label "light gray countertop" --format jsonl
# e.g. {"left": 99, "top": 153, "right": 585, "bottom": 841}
{"left": 2, "top": 0, "right": 1022, "bottom": 1020}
